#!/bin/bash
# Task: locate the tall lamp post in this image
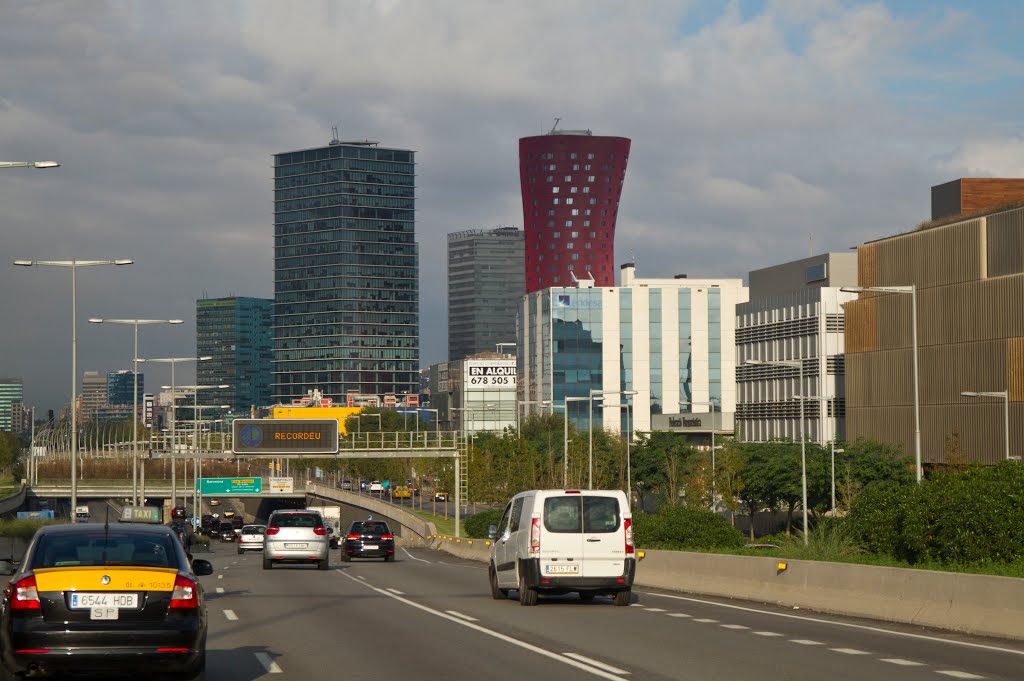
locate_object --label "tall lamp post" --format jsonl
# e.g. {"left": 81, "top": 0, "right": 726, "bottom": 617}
{"left": 587, "top": 389, "right": 629, "bottom": 489}
{"left": 90, "top": 318, "right": 184, "bottom": 505}
{"left": 13, "top": 258, "right": 133, "bottom": 520}
{"left": 416, "top": 408, "right": 440, "bottom": 440}
{"left": 0, "top": 161, "right": 60, "bottom": 169}
{"left": 746, "top": 358, "right": 809, "bottom": 546}
{"left": 564, "top": 396, "right": 591, "bottom": 487}
{"left": 961, "top": 390, "right": 1010, "bottom": 461}
{"left": 140, "top": 356, "right": 211, "bottom": 506}
{"left": 681, "top": 397, "right": 720, "bottom": 510}
{"left": 842, "top": 284, "right": 921, "bottom": 482}
{"left": 605, "top": 391, "right": 638, "bottom": 500}
{"left": 165, "top": 385, "right": 229, "bottom": 515}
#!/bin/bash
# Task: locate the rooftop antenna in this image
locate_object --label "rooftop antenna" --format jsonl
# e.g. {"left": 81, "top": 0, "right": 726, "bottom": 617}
{"left": 330, "top": 125, "right": 341, "bottom": 146}
{"left": 809, "top": 234, "right": 813, "bottom": 257}
{"left": 550, "top": 117, "right": 561, "bottom": 134}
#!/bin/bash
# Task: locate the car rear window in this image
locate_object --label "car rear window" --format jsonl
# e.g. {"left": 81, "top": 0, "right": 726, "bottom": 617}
{"left": 242, "top": 526, "right": 265, "bottom": 534}
{"left": 543, "top": 496, "right": 621, "bottom": 533}
{"left": 350, "top": 522, "right": 390, "bottom": 534}
{"left": 31, "top": 533, "right": 179, "bottom": 569}
{"left": 273, "top": 513, "right": 322, "bottom": 528}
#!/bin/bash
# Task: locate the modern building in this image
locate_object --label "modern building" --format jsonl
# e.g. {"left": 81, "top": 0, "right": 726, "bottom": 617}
{"left": 106, "top": 370, "right": 143, "bottom": 407}
{"left": 0, "top": 378, "right": 24, "bottom": 432}
{"left": 447, "top": 227, "right": 525, "bottom": 362}
{"left": 196, "top": 296, "right": 274, "bottom": 414}
{"left": 931, "top": 178, "right": 1024, "bottom": 220}
{"left": 518, "top": 264, "right": 747, "bottom": 434}
{"left": 845, "top": 195, "right": 1024, "bottom": 465}
{"left": 736, "top": 253, "right": 858, "bottom": 442}
{"left": 272, "top": 137, "right": 419, "bottom": 404}
{"left": 80, "top": 371, "right": 108, "bottom": 421}
{"left": 425, "top": 361, "right": 452, "bottom": 429}
{"left": 519, "top": 126, "right": 631, "bottom": 293}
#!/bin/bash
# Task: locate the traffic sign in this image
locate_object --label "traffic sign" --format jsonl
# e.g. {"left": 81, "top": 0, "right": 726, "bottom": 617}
{"left": 232, "top": 418, "right": 339, "bottom": 455}
{"left": 199, "top": 477, "right": 263, "bottom": 495}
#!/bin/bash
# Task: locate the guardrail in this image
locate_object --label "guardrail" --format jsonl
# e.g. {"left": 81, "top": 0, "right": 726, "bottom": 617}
{"left": 305, "top": 484, "right": 437, "bottom": 540}
{"left": 338, "top": 431, "right": 461, "bottom": 451}
{"left": 0, "top": 485, "right": 27, "bottom": 516}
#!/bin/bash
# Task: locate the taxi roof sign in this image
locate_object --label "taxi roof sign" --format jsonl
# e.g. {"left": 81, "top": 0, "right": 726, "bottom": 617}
{"left": 120, "top": 506, "right": 163, "bottom": 524}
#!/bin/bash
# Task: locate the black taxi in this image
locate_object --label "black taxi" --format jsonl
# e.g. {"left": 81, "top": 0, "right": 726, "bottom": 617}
{"left": 0, "top": 506, "right": 213, "bottom": 680}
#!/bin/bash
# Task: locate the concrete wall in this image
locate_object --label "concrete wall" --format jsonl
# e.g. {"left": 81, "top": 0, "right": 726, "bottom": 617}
{"left": 305, "top": 484, "right": 436, "bottom": 540}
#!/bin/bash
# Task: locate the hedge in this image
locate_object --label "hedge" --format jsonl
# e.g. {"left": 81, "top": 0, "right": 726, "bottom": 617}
{"left": 464, "top": 509, "right": 503, "bottom": 538}
{"left": 633, "top": 505, "right": 745, "bottom": 551}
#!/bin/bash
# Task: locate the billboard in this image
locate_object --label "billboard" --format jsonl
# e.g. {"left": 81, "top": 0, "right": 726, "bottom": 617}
{"left": 232, "top": 419, "right": 339, "bottom": 455}
{"left": 465, "top": 359, "right": 516, "bottom": 389}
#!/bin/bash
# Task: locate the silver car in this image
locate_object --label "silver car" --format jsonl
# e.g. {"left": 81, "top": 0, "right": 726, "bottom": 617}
{"left": 263, "top": 510, "right": 330, "bottom": 570}
{"left": 237, "top": 524, "right": 266, "bottom": 554}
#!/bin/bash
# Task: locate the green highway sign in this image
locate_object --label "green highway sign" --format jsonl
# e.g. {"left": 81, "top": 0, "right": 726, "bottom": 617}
{"left": 198, "top": 477, "right": 263, "bottom": 495}
{"left": 232, "top": 418, "right": 339, "bottom": 455}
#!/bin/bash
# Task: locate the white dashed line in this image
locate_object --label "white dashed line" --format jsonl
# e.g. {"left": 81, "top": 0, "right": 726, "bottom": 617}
{"left": 629, "top": 603, "right": 644, "bottom": 607}
{"left": 386, "top": 588, "right": 405, "bottom": 595}
{"left": 830, "top": 648, "right": 870, "bottom": 655}
{"left": 753, "top": 632, "right": 783, "bottom": 637}
{"left": 721, "top": 624, "right": 749, "bottom": 630}
{"left": 936, "top": 672, "right": 984, "bottom": 679}
{"left": 223, "top": 609, "right": 238, "bottom": 621}
{"left": 693, "top": 618, "right": 718, "bottom": 623}
{"left": 880, "top": 659, "right": 925, "bottom": 667}
{"left": 401, "top": 547, "right": 431, "bottom": 563}
{"left": 644, "top": 608, "right": 666, "bottom": 613}
{"left": 254, "top": 652, "right": 282, "bottom": 674}
{"left": 667, "top": 613, "right": 691, "bottom": 618}
{"left": 445, "top": 610, "right": 479, "bottom": 622}
{"left": 217, "top": 574, "right": 223, "bottom": 580}
{"left": 790, "top": 640, "right": 823, "bottom": 646}
{"left": 562, "top": 653, "right": 630, "bottom": 675}
{"left": 216, "top": 587, "right": 224, "bottom": 594}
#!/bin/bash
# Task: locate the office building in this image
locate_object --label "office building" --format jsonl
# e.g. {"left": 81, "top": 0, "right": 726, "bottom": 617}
{"left": 447, "top": 227, "right": 525, "bottom": 361}
{"left": 518, "top": 264, "right": 747, "bottom": 433}
{"left": 273, "top": 138, "right": 419, "bottom": 404}
{"left": 736, "top": 253, "right": 858, "bottom": 442}
{"left": 196, "top": 296, "right": 273, "bottom": 414}
{"left": 80, "top": 371, "right": 108, "bottom": 421}
{"left": 519, "top": 126, "right": 630, "bottom": 293}
{"left": 107, "top": 370, "right": 143, "bottom": 407}
{"left": 0, "top": 379, "right": 24, "bottom": 432}
{"left": 846, "top": 190, "right": 1024, "bottom": 464}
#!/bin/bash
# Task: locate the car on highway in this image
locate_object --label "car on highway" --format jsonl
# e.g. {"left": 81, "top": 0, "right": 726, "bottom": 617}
{"left": 263, "top": 510, "right": 330, "bottom": 570}
{"left": 338, "top": 479, "right": 352, "bottom": 491}
{"left": 208, "top": 499, "right": 220, "bottom": 507}
{"left": 0, "top": 507, "right": 213, "bottom": 680}
{"left": 368, "top": 481, "right": 384, "bottom": 493}
{"left": 217, "top": 522, "right": 236, "bottom": 542}
{"left": 392, "top": 485, "right": 411, "bottom": 499}
{"left": 237, "top": 525, "right": 266, "bottom": 554}
{"left": 340, "top": 520, "right": 395, "bottom": 562}
{"left": 200, "top": 515, "right": 215, "bottom": 534}
{"left": 434, "top": 491, "right": 449, "bottom": 502}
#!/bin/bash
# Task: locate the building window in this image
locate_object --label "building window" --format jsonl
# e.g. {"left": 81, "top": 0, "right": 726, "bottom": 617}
{"left": 553, "top": 198, "right": 560, "bottom": 205}
{"left": 571, "top": 231, "right": 579, "bottom": 238}
{"left": 570, "top": 187, "right": 578, "bottom": 193}
{"left": 583, "top": 187, "right": 590, "bottom": 193}
{"left": 566, "top": 198, "right": 573, "bottom": 205}
{"left": 564, "top": 175, "right": 571, "bottom": 182}
{"left": 587, "top": 175, "right": 595, "bottom": 182}
{"left": 571, "top": 209, "right": 579, "bottom": 216}
{"left": 567, "top": 242, "right": 574, "bottom": 249}
{"left": 572, "top": 253, "right": 579, "bottom": 260}
{"left": 570, "top": 152, "right": 577, "bottom": 159}
{"left": 584, "top": 242, "right": 591, "bottom": 249}
{"left": 583, "top": 220, "right": 590, "bottom": 227}
{"left": 552, "top": 187, "right": 559, "bottom": 193}
{"left": 552, "top": 232, "right": 560, "bottom": 239}
{"left": 587, "top": 153, "right": 594, "bottom": 160}
{"left": 547, "top": 220, "right": 554, "bottom": 227}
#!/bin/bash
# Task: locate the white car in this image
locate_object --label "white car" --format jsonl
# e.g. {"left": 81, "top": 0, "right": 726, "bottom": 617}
{"left": 238, "top": 525, "right": 266, "bottom": 554}
{"left": 488, "top": 489, "right": 635, "bottom": 606}
{"left": 368, "top": 481, "right": 384, "bottom": 492}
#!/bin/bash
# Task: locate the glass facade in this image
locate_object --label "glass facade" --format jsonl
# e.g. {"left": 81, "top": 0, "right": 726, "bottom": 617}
{"left": 0, "top": 379, "right": 23, "bottom": 432}
{"left": 551, "top": 288, "right": 603, "bottom": 429}
{"left": 196, "top": 297, "right": 273, "bottom": 414}
{"left": 708, "top": 288, "right": 722, "bottom": 406}
{"left": 273, "top": 142, "right": 418, "bottom": 403}
{"left": 678, "top": 289, "right": 692, "bottom": 404}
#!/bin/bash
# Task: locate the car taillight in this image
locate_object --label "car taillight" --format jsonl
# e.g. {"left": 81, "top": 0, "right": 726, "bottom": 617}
{"left": 169, "top": 575, "right": 198, "bottom": 609}
{"left": 313, "top": 526, "right": 327, "bottom": 536}
{"left": 380, "top": 533, "right": 393, "bottom": 540}
{"left": 10, "top": 575, "right": 40, "bottom": 610}
{"left": 346, "top": 533, "right": 359, "bottom": 540}
{"left": 624, "top": 518, "right": 634, "bottom": 554}
{"left": 530, "top": 516, "right": 541, "bottom": 554}
{"left": 265, "top": 526, "right": 280, "bottom": 536}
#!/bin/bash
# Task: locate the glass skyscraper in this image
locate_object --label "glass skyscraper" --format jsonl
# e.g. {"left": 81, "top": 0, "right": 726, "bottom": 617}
{"left": 196, "top": 296, "right": 273, "bottom": 414}
{"left": 447, "top": 227, "right": 524, "bottom": 361}
{"left": 107, "top": 370, "right": 143, "bottom": 406}
{"left": 273, "top": 139, "right": 419, "bottom": 404}
{"left": 0, "top": 378, "right": 24, "bottom": 432}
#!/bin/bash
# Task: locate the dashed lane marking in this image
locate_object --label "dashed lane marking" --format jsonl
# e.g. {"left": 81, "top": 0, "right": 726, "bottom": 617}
{"left": 790, "top": 640, "right": 824, "bottom": 646}
{"left": 881, "top": 659, "right": 925, "bottom": 667}
{"left": 254, "top": 652, "right": 282, "bottom": 674}
{"left": 216, "top": 587, "right": 224, "bottom": 594}
{"left": 667, "top": 613, "right": 691, "bottom": 618}
{"left": 721, "top": 624, "right": 750, "bottom": 630}
{"left": 223, "top": 610, "right": 238, "bottom": 621}
{"left": 644, "top": 608, "right": 666, "bottom": 612}
{"left": 401, "top": 547, "right": 432, "bottom": 563}
{"left": 830, "top": 648, "right": 870, "bottom": 655}
{"left": 445, "top": 610, "right": 479, "bottom": 622}
{"left": 754, "top": 632, "right": 783, "bottom": 637}
{"left": 563, "top": 653, "right": 630, "bottom": 675}
{"left": 936, "top": 672, "right": 985, "bottom": 679}
{"left": 693, "top": 618, "right": 718, "bottom": 623}
{"left": 217, "top": 574, "right": 223, "bottom": 580}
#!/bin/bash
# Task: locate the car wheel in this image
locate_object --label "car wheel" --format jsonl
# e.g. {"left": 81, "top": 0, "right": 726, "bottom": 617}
{"left": 578, "top": 591, "right": 596, "bottom": 602}
{"left": 262, "top": 558, "right": 273, "bottom": 570}
{"left": 489, "top": 565, "right": 508, "bottom": 600}
{"left": 340, "top": 552, "right": 351, "bottom": 562}
{"left": 612, "top": 589, "right": 632, "bottom": 606}
{"left": 384, "top": 553, "right": 395, "bottom": 563}
{"left": 318, "top": 558, "right": 329, "bottom": 570}
{"left": 518, "top": 575, "right": 538, "bottom": 606}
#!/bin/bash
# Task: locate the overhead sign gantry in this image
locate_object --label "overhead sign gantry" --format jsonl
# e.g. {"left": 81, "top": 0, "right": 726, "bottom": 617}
{"left": 232, "top": 419, "right": 339, "bottom": 455}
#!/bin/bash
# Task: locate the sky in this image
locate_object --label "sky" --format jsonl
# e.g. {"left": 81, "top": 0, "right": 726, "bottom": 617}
{"left": 3, "top": 0, "right": 1024, "bottom": 414}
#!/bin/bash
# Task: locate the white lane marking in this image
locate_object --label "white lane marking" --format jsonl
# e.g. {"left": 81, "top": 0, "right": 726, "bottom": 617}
{"left": 338, "top": 571, "right": 627, "bottom": 680}
{"left": 445, "top": 610, "right": 479, "bottom": 622}
{"left": 563, "top": 652, "right": 630, "bottom": 675}
{"left": 754, "top": 632, "right": 783, "bottom": 637}
{"left": 830, "top": 648, "right": 870, "bottom": 655}
{"left": 629, "top": 603, "right": 644, "bottom": 608}
{"left": 936, "top": 672, "right": 985, "bottom": 679}
{"left": 721, "top": 624, "right": 749, "bottom": 630}
{"left": 693, "top": 618, "right": 718, "bottom": 623}
{"left": 644, "top": 607, "right": 666, "bottom": 612}
{"left": 640, "top": 591, "right": 1024, "bottom": 658}
{"left": 401, "top": 547, "right": 432, "bottom": 563}
{"left": 386, "top": 588, "right": 405, "bottom": 595}
{"left": 254, "top": 652, "right": 282, "bottom": 674}
{"left": 357, "top": 575, "right": 366, "bottom": 580}
{"left": 216, "top": 587, "right": 225, "bottom": 594}
{"left": 880, "top": 659, "right": 925, "bottom": 666}
{"left": 790, "top": 640, "right": 823, "bottom": 646}
{"left": 667, "top": 613, "right": 691, "bottom": 618}
{"left": 217, "top": 574, "right": 223, "bottom": 580}
{"left": 223, "top": 609, "right": 239, "bottom": 621}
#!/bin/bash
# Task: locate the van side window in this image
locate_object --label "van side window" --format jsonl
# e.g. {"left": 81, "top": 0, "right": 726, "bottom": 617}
{"left": 543, "top": 497, "right": 582, "bottom": 533}
{"left": 497, "top": 502, "right": 513, "bottom": 537}
{"left": 583, "top": 497, "right": 620, "bottom": 533}
{"left": 509, "top": 497, "right": 525, "bottom": 532}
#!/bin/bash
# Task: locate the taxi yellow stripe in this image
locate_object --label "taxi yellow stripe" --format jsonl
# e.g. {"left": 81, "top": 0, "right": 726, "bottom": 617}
{"left": 34, "top": 566, "right": 179, "bottom": 592}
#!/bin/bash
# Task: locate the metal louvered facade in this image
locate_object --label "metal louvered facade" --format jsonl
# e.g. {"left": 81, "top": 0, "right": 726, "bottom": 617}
{"left": 846, "top": 205, "right": 1024, "bottom": 464}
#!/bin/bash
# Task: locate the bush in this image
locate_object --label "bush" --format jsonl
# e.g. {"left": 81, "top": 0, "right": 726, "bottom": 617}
{"left": 464, "top": 509, "right": 503, "bottom": 538}
{"left": 846, "top": 481, "right": 913, "bottom": 558}
{"left": 0, "top": 519, "right": 58, "bottom": 541}
{"left": 633, "top": 506, "right": 745, "bottom": 551}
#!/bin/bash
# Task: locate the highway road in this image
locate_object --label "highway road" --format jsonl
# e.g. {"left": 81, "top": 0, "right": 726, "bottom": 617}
{"left": 197, "top": 541, "right": 1024, "bottom": 681}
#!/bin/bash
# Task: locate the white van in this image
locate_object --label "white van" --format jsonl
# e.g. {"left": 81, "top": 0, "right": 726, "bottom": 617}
{"left": 487, "top": 489, "right": 635, "bottom": 606}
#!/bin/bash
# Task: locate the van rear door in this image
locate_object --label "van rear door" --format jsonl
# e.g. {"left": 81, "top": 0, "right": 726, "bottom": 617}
{"left": 580, "top": 494, "right": 627, "bottom": 578}
{"left": 539, "top": 494, "right": 585, "bottom": 578}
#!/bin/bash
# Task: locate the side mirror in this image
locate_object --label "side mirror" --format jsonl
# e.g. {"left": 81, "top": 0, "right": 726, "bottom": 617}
{"left": 487, "top": 525, "right": 498, "bottom": 540}
{"left": 326, "top": 527, "right": 334, "bottom": 535}
{"left": 191, "top": 559, "right": 214, "bottom": 576}
{"left": 0, "top": 560, "right": 16, "bottom": 576}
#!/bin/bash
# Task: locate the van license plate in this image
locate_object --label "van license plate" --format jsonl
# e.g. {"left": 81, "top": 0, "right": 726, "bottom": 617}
{"left": 544, "top": 564, "right": 579, "bottom": 574}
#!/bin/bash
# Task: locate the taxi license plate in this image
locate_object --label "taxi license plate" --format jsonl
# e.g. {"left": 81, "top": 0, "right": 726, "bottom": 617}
{"left": 70, "top": 592, "right": 138, "bottom": 609}
{"left": 363, "top": 545, "right": 378, "bottom": 550}
{"left": 285, "top": 543, "right": 307, "bottom": 548}
{"left": 91, "top": 607, "right": 119, "bottom": 620}
{"left": 544, "top": 564, "right": 579, "bottom": 574}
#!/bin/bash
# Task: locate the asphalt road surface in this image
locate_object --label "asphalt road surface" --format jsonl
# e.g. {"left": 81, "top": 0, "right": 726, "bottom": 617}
{"left": 198, "top": 541, "right": 1024, "bottom": 681}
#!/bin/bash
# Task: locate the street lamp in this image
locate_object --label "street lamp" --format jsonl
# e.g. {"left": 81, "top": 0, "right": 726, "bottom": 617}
{"left": 0, "top": 160, "right": 60, "bottom": 169}
{"left": 165, "top": 385, "right": 229, "bottom": 514}
{"left": 607, "top": 391, "right": 639, "bottom": 501}
{"left": 517, "top": 399, "right": 552, "bottom": 436}
{"left": 842, "top": 284, "right": 921, "bottom": 482}
{"left": 961, "top": 390, "right": 1010, "bottom": 461}
{"left": 588, "top": 389, "right": 626, "bottom": 490}
{"left": 795, "top": 393, "right": 841, "bottom": 515}
{"left": 140, "top": 356, "right": 211, "bottom": 505}
{"left": 495, "top": 342, "right": 517, "bottom": 354}
{"left": 13, "top": 258, "right": 133, "bottom": 520}
{"left": 356, "top": 413, "right": 382, "bottom": 434}
{"left": 681, "top": 398, "right": 720, "bottom": 510}
{"left": 90, "top": 318, "right": 184, "bottom": 505}
{"left": 416, "top": 408, "right": 440, "bottom": 439}
{"left": 746, "top": 358, "right": 809, "bottom": 545}
{"left": 564, "top": 396, "right": 591, "bottom": 487}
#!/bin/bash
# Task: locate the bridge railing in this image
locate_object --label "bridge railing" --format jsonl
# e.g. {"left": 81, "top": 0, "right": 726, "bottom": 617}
{"left": 339, "top": 431, "right": 462, "bottom": 450}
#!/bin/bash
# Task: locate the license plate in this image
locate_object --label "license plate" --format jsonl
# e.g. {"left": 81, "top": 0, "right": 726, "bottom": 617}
{"left": 285, "top": 543, "right": 307, "bottom": 549}
{"left": 544, "top": 564, "right": 579, "bottom": 574}
{"left": 70, "top": 592, "right": 138, "bottom": 609}
{"left": 91, "top": 607, "right": 119, "bottom": 620}
{"left": 363, "top": 545, "right": 378, "bottom": 550}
